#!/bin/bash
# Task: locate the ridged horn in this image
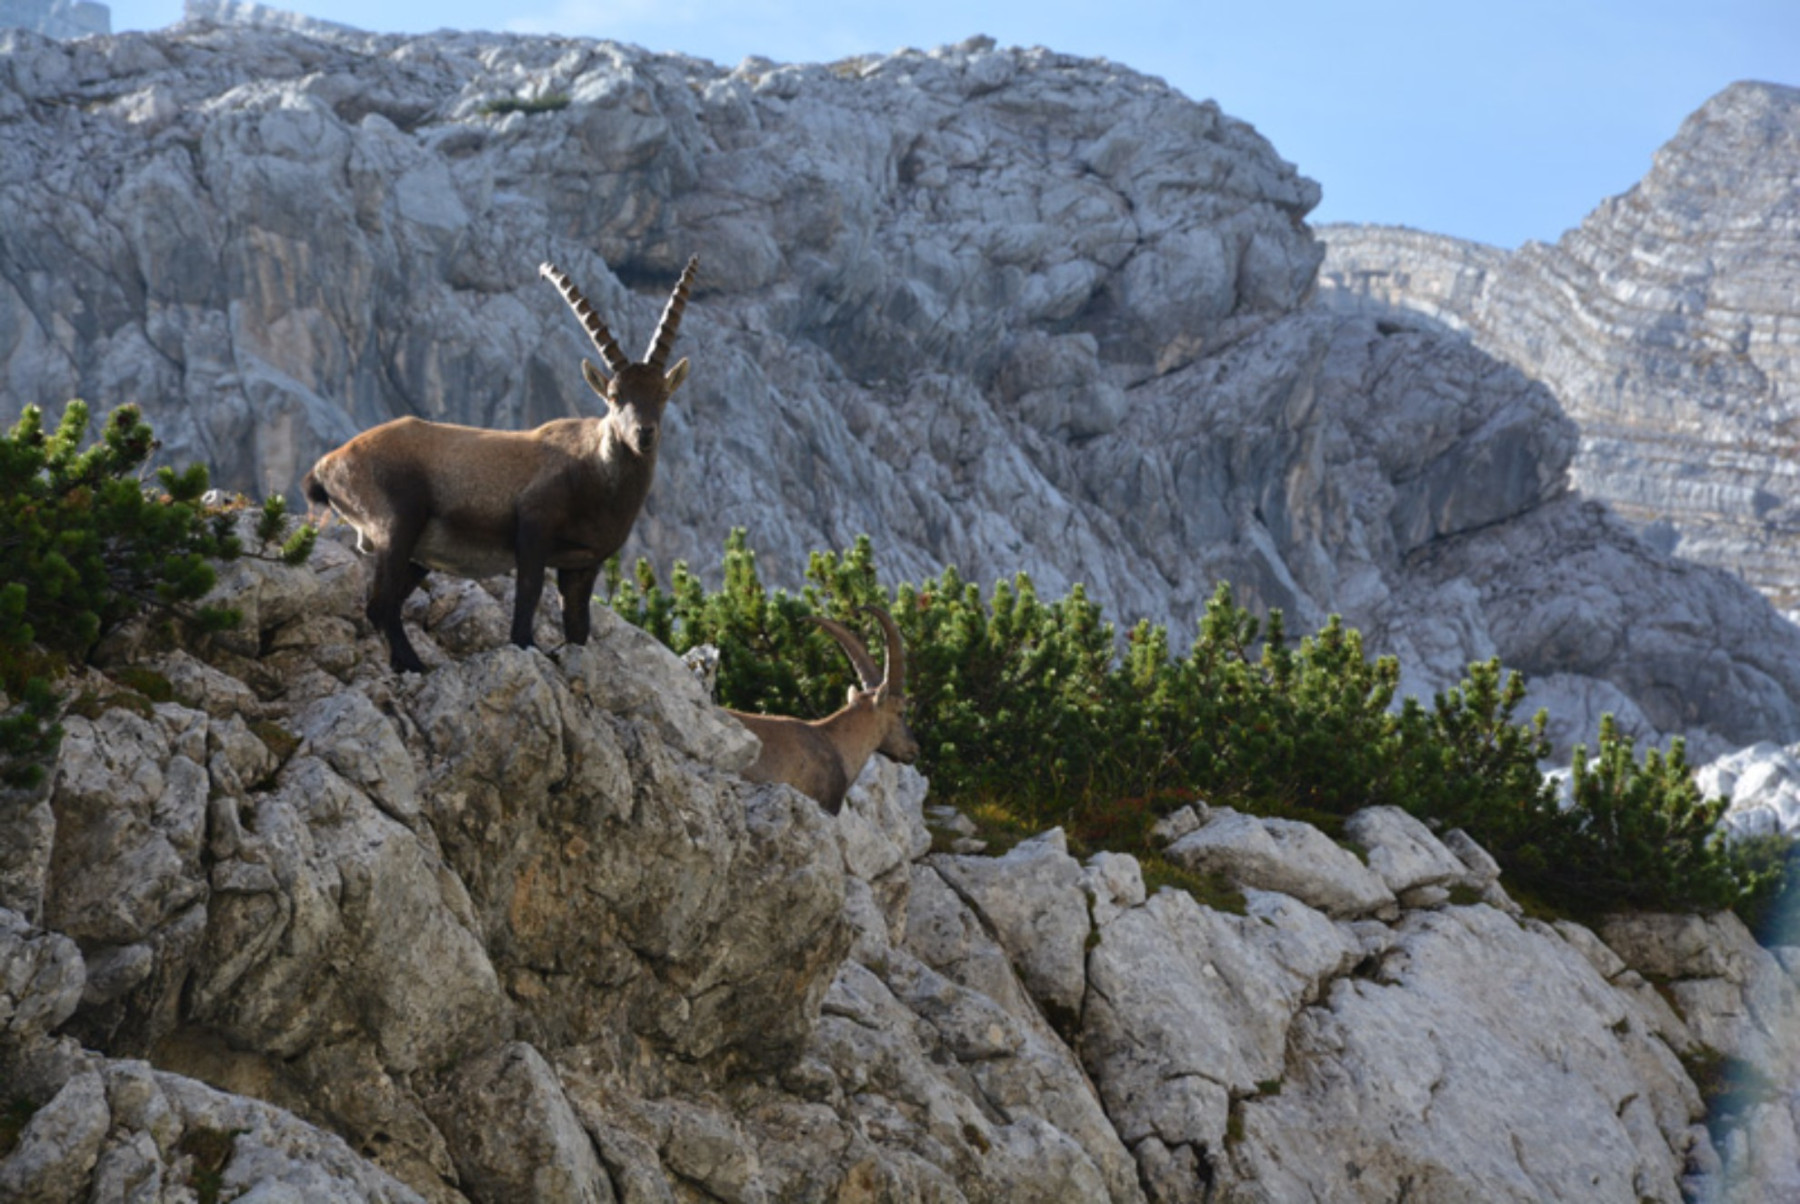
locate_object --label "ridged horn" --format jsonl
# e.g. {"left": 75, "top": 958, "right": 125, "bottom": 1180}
{"left": 645, "top": 255, "right": 700, "bottom": 371}
{"left": 540, "top": 261, "right": 629, "bottom": 376}
{"left": 809, "top": 614, "right": 882, "bottom": 691}
{"left": 862, "top": 605, "right": 906, "bottom": 697}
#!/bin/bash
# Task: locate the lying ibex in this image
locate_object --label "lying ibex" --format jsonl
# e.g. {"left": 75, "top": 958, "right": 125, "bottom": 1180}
{"left": 303, "top": 256, "right": 699, "bottom": 673}
{"left": 730, "top": 606, "right": 920, "bottom": 815}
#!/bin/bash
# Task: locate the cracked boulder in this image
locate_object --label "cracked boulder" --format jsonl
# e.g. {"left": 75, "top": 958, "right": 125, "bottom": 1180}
{"left": 1214, "top": 907, "right": 1712, "bottom": 1203}
{"left": 1164, "top": 808, "right": 1396, "bottom": 918}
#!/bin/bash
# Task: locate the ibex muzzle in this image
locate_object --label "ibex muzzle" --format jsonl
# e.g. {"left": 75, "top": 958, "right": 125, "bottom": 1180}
{"left": 303, "top": 256, "right": 699, "bottom": 673}
{"left": 729, "top": 606, "right": 920, "bottom": 815}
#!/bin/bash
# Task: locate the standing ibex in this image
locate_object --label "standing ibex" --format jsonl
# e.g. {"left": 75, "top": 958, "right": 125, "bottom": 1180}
{"left": 303, "top": 256, "right": 699, "bottom": 673}
{"left": 729, "top": 606, "right": 920, "bottom": 815}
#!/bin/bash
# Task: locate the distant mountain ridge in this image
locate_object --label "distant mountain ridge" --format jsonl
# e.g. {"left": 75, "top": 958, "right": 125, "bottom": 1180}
{"left": 0, "top": 0, "right": 109, "bottom": 39}
{"left": 1318, "top": 80, "right": 1800, "bottom": 620}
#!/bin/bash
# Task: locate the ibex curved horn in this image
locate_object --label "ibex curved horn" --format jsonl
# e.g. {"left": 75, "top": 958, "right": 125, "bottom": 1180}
{"left": 540, "top": 261, "right": 630, "bottom": 377}
{"left": 809, "top": 615, "right": 882, "bottom": 690}
{"left": 863, "top": 604, "right": 906, "bottom": 698}
{"left": 731, "top": 601, "right": 919, "bottom": 814}
{"left": 808, "top": 605, "right": 907, "bottom": 695}
{"left": 646, "top": 255, "right": 700, "bottom": 371}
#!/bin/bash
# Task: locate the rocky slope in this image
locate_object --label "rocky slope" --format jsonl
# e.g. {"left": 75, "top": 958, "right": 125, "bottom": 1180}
{"left": 3, "top": 10, "right": 1800, "bottom": 762}
{"left": 1317, "top": 81, "right": 1800, "bottom": 618}
{"left": 3, "top": 539, "right": 1799, "bottom": 1202}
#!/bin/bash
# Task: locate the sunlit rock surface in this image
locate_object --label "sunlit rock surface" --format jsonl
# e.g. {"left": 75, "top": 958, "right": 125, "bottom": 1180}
{"left": 1319, "top": 82, "right": 1800, "bottom": 622}
{"left": 1, "top": 539, "right": 1796, "bottom": 1201}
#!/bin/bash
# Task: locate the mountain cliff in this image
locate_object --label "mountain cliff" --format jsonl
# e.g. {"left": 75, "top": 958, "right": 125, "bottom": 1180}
{"left": 1318, "top": 81, "right": 1800, "bottom": 620}
{"left": 3, "top": 539, "right": 1798, "bottom": 1202}
{"left": 4, "top": 13, "right": 1800, "bottom": 763}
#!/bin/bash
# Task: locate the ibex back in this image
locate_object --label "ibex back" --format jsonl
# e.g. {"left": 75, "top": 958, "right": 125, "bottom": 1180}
{"left": 303, "top": 256, "right": 699, "bottom": 673}
{"left": 729, "top": 607, "right": 920, "bottom": 815}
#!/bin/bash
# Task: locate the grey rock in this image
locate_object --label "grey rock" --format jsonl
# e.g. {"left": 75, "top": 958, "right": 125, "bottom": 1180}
{"left": 431, "top": 1042, "right": 614, "bottom": 1204}
{"left": 1695, "top": 740, "right": 1800, "bottom": 838}
{"left": 835, "top": 757, "right": 932, "bottom": 884}
{"left": 0, "top": 1069, "right": 109, "bottom": 1204}
{"left": 1080, "top": 851, "right": 1147, "bottom": 928}
{"left": 0, "top": 777, "right": 55, "bottom": 923}
{"left": 558, "top": 609, "right": 762, "bottom": 773}
{"left": 0, "top": 0, "right": 107, "bottom": 40}
{"left": 44, "top": 707, "right": 206, "bottom": 947}
{"left": 1216, "top": 907, "right": 1702, "bottom": 1203}
{"left": 931, "top": 828, "right": 1091, "bottom": 1019}
{"left": 1343, "top": 805, "right": 1470, "bottom": 896}
{"left": 1165, "top": 808, "right": 1396, "bottom": 918}
{"left": 1082, "top": 886, "right": 1359, "bottom": 1192}
{"left": 0, "top": 908, "right": 85, "bottom": 1046}
{"left": 1149, "top": 803, "right": 1206, "bottom": 846}
{"left": 1318, "top": 82, "right": 1800, "bottom": 626}
{"left": 149, "top": 1065, "right": 429, "bottom": 1203}
{"left": 0, "top": 18, "right": 1791, "bottom": 765}
{"left": 1441, "top": 827, "right": 1503, "bottom": 886}
{"left": 291, "top": 689, "right": 420, "bottom": 822}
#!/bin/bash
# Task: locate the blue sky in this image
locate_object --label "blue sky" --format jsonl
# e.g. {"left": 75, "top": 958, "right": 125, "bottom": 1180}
{"left": 103, "top": 0, "right": 1800, "bottom": 250}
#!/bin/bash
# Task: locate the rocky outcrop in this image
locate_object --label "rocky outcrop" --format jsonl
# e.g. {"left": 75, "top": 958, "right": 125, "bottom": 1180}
{"left": 1698, "top": 742, "right": 1800, "bottom": 839}
{"left": 1318, "top": 82, "right": 1800, "bottom": 620}
{"left": 3, "top": 15, "right": 1799, "bottom": 760}
{"left": 2, "top": 541, "right": 1798, "bottom": 1202}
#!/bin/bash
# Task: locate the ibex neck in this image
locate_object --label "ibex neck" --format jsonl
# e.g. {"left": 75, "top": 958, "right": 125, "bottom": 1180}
{"left": 816, "top": 704, "right": 886, "bottom": 783}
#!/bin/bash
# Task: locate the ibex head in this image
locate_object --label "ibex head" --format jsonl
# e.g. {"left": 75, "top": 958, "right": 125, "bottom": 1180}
{"left": 811, "top": 605, "right": 920, "bottom": 765}
{"left": 539, "top": 256, "right": 699, "bottom": 455}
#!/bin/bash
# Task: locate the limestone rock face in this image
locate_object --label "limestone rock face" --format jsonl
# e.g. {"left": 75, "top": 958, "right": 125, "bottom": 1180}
{"left": 1697, "top": 741, "right": 1800, "bottom": 838}
{"left": 1598, "top": 910, "right": 1800, "bottom": 1203}
{"left": 2, "top": 16, "right": 1798, "bottom": 761}
{"left": 3, "top": 23, "right": 1800, "bottom": 1199}
{"left": 1221, "top": 908, "right": 1704, "bottom": 1204}
{"left": 1319, "top": 81, "right": 1800, "bottom": 620}
{"left": 0, "top": 539, "right": 1793, "bottom": 1201}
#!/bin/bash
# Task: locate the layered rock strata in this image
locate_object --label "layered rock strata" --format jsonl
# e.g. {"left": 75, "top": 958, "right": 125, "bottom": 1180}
{"left": 1318, "top": 82, "right": 1800, "bottom": 618}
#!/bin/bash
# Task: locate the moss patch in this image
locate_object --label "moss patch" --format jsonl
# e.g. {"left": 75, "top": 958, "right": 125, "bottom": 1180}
{"left": 249, "top": 720, "right": 300, "bottom": 765}
{"left": 1142, "top": 855, "right": 1247, "bottom": 915}
{"left": 111, "top": 665, "right": 175, "bottom": 703}
{"left": 177, "top": 1125, "right": 243, "bottom": 1204}
{"left": 67, "top": 687, "right": 156, "bottom": 722}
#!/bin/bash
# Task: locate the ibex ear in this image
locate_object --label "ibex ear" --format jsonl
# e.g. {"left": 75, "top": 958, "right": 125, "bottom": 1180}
{"left": 664, "top": 357, "right": 691, "bottom": 396}
{"left": 581, "top": 359, "right": 615, "bottom": 405}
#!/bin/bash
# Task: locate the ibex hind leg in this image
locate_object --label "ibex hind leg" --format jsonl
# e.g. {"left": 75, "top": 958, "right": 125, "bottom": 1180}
{"left": 510, "top": 518, "right": 557, "bottom": 652}
{"left": 558, "top": 564, "right": 603, "bottom": 645}
{"left": 368, "top": 545, "right": 431, "bottom": 674}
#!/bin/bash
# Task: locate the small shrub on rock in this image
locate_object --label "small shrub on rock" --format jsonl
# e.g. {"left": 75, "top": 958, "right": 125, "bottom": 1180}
{"left": 0, "top": 400, "right": 315, "bottom": 787}
{"left": 608, "top": 530, "right": 1789, "bottom": 927}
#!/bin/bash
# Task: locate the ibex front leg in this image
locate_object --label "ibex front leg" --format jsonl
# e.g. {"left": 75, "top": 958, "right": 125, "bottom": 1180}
{"left": 510, "top": 516, "right": 553, "bottom": 651}
{"left": 558, "top": 564, "right": 603, "bottom": 645}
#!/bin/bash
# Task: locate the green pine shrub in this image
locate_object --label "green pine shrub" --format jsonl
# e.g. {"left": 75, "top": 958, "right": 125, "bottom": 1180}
{"left": 0, "top": 400, "right": 316, "bottom": 788}
{"left": 606, "top": 529, "right": 1789, "bottom": 927}
{"left": 478, "top": 93, "right": 570, "bottom": 116}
